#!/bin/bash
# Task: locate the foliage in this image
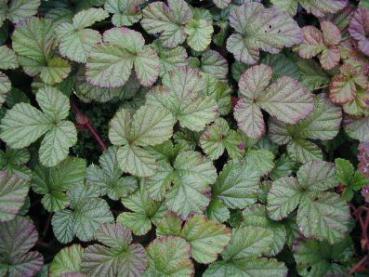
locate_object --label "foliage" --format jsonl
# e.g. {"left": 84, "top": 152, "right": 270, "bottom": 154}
{"left": 1, "top": 0, "right": 369, "bottom": 276}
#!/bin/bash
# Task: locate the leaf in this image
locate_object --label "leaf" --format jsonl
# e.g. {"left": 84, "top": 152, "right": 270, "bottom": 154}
{"left": 55, "top": 8, "right": 108, "bottom": 63}
{"left": 145, "top": 236, "right": 194, "bottom": 277}
{"left": 200, "top": 118, "right": 243, "bottom": 160}
{"left": 165, "top": 150, "right": 217, "bottom": 218}
{"left": 0, "top": 45, "right": 18, "bottom": 70}
{"left": 52, "top": 186, "right": 114, "bottom": 243}
{"left": 345, "top": 116, "right": 369, "bottom": 142}
{"left": 104, "top": 0, "right": 145, "bottom": 27}
{"left": 226, "top": 2, "right": 302, "bottom": 64}
{"left": 293, "top": 238, "right": 354, "bottom": 277}
{"left": 272, "top": 0, "right": 348, "bottom": 17}
{"left": 146, "top": 66, "right": 218, "bottom": 132}
{"left": 213, "top": 160, "right": 260, "bottom": 210}
{"left": 0, "top": 217, "right": 43, "bottom": 277}
{"left": 185, "top": 9, "right": 214, "bottom": 52}
{"left": 222, "top": 226, "right": 274, "bottom": 261}
{"left": 2, "top": 0, "right": 40, "bottom": 24}
{"left": 87, "top": 147, "right": 138, "bottom": 200}
{"left": 297, "top": 192, "right": 351, "bottom": 244}
{"left": 117, "top": 184, "right": 165, "bottom": 235}
{"left": 50, "top": 245, "right": 84, "bottom": 277}
{"left": 349, "top": 7, "right": 369, "bottom": 56}
{"left": 204, "top": 258, "right": 288, "bottom": 277}
{"left": 181, "top": 215, "right": 231, "bottom": 264}
{"left": 267, "top": 176, "right": 303, "bottom": 221}
{"left": 32, "top": 157, "right": 86, "bottom": 212}
{"left": 200, "top": 50, "right": 228, "bottom": 80}
{"left": 213, "top": 0, "right": 231, "bottom": 9}
{"left": 141, "top": 0, "right": 193, "bottom": 48}
{"left": 0, "top": 171, "right": 29, "bottom": 222}
{"left": 234, "top": 64, "right": 314, "bottom": 139}
{"left": 0, "top": 72, "right": 11, "bottom": 107}
{"left": 81, "top": 223, "right": 147, "bottom": 276}
{"left": 109, "top": 104, "right": 175, "bottom": 177}
{"left": 86, "top": 27, "right": 160, "bottom": 88}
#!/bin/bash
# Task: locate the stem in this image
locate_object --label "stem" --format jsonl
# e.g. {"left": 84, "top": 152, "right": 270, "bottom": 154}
{"left": 350, "top": 255, "right": 368, "bottom": 274}
{"left": 71, "top": 99, "right": 107, "bottom": 152}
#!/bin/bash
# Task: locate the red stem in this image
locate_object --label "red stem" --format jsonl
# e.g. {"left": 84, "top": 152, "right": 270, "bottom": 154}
{"left": 71, "top": 100, "right": 107, "bottom": 152}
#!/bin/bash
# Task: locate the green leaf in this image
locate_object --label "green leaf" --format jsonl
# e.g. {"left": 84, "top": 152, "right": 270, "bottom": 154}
{"left": 165, "top": 150, "right": 217, "bottom": 218}
{"left": 0, "top": 45, "right": 18, "bottom": 70}
{"left": 227, "top": 2, "right": 302, "bottom": 64}
{"left": 212, "top": 160, "right": 260, "bottom": 210}
{"left": 87, "top": 147, "right": 138, "bottom": 200}
{"left": 32, "top": 157, "right": 86, "bottom": 212}
{"left": 222, "top": 226, "right": 274, "bottom": 261}
{"left": 297, "top": 192, "right": 351, "bottom": 244}
{"left": 145, "top": 236, "right": 194, "bottom": 277}
{"left": 200, "top": 118, "right": 243, "bottom": 160}
{"left": 0, "top": 216, "right": 43, "bottom": 277}
{"left": 81, "top": 223, "right": 148, "bottom": 276}
{"left": 50, "top": 245, "right": 84, "bottom": 277}
{"left": 185, "top": 9, "right": 213, "bottom": 52}
{"left": 146, "top": 66, "right": 219, "bottom": 132}
{"left": 39, "top": 56, "right": 71, "bottom": 85}
{"left": 108, "top": 104, "right": 175, "bottom": 177}
{"left": 213, "top": 0, "right": 231, "bottom": 9}
{"left": 0, "top": 171, "right": 29, "bottom": 222}
{"left": 52, "top": 186, "right": 114, "bottom": 243}
{"left": 234, "top": 64, "right": 314, "bottom": 139}
{"left": 270, "top": 0, "right": 298, "bottom": 16}
{"left": 345, "top": 116, "right": 369, "bottom": 142}
{"left": 241, "top": 204, "right": 287, "bottom": 256}
{"left": 55, "top": 8, "right": 108, "bottom": 63}
{"left": 86, "top": 27, "right": 160, "bottom": 87}
{"left": 105, "top": 0, "right": 145, "bottom": 27}
{"left": 0, "top": 72, "right": 11, "bottom": 107}
{"left": 204, "top": 258, "right": 288, "bottom": 277}
{"left": 117, "top": 184, "right": 165, "bottom": 235}
{"left": 141, "top": 0, "right": 193, "bottom": 48}
{"left": 293, "top": 238, "right": 354, "bottom": 277}
{"left": 2, "top": 0, "right": 40, "bottom": 24}
{"left": 180, "top": 215, "right": 231, "bottom": 264}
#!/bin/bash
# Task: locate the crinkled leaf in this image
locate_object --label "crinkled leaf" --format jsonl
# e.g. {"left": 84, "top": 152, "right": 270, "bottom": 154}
{"left": 0, "top": 171, "right": 29, "bottom": 222}
{"left": 86, "top": 27, "right": 160, "bottom": 88}
{"left": 0, "top": 45, "right": 18, "bottom": 70}
{"left": 145, "top": 236, "right": 194, "bottom": 277}
{"left": 0, "top": 217, "right": 43, "bottom": 277}
{"left": 227, "top": 3, "right": 302, "bottom": 64}
{"left": 141, "top": 0, "right": 192, "bottom": 48}
{"left": 234, "top": 64, "right": 314, "bottom": 138}
{"left": 81, "top": 223, "right": 147, "bottom": 276}
{"left": 50, "top": 245, "right": 84, "bottom": 277}
{"left": 105, "top": 0, "right": 145, "bottom": 27}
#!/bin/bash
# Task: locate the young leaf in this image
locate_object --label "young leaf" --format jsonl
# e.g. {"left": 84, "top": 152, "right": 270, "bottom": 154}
{"left": 0, "top": 170, "right": 29, "bottom": 222}
{"left": 86, "top": 27, "right": 160, "bottom": 88}
{"left": 0, "top": 217, "right": 43, "bottom": 277}
{"left": 81, "top": 223, "right": 147, "bottom": 276}
{"left": 227, "top": 2, "right": 302, "bottom": 64}
{"left": 145, "top": 236, "right": 194, "bottom": 277}
{"left": 0, "top": 87, "right": 77, "bottom": 167}
{"left": 146, "top": 66, "right": 219, "bottom": 132}
{"left": 234, "top": 64, "right": 314, "bottom": 139}
{"left": 104, "top": 0, "right": 144, "bottom": 27}
{"left": 55, "top": 8, "right": 109, "bottom": 63}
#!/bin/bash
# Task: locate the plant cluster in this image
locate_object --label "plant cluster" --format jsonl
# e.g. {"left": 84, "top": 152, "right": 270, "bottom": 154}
{"left": 1, "top": 0, "right": 369, "bottom": 276}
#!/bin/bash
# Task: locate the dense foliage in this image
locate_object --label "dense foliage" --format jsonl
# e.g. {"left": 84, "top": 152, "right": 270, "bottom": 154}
{"left": 1, "top": 0, "right": 369, "bottom": 276}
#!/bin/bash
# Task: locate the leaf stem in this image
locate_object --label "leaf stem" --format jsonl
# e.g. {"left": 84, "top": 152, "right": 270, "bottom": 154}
{"left": 71, "top": 99, "right": 108, "bottom": 152}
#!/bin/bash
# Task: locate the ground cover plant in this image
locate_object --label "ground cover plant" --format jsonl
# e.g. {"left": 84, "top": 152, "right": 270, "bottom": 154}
{"left": 2, "top": 0, "right": 369, "bottom": 276}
